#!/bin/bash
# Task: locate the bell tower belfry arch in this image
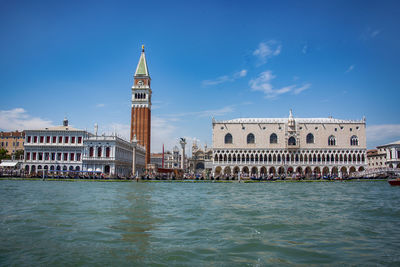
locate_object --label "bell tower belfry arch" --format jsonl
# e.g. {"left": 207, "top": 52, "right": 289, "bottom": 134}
{"left": 130, "top": 45, "right": 151, "bottom": 165}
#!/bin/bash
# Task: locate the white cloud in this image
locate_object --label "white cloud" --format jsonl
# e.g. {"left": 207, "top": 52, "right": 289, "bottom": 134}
{"left": 302, "top": 44, "right": 308, "bottom": 54}
{"left": 362, "top": 28, "right": 381, "bottom": 40}
{"left": 253, "top": 41, "right": 282, "bottom": 65}
{"left": 196, "top": 106, "right": 234, "bottom": 117}
{"left": 0, "top": 108, "right": 53, "bottom": 131}
{"left": 293, "top": 83, "right": 311, "bottom": 94}
{"left": 366, "top": 124, "right": 400, "bottom": 148}
{"left": 202, "top": 69, "right": 247, "bottom": 86}
{"left": 99, "top": 115, "right": 179, "bottom": 153}
{"left": 345, "top": 65, "right": 355, "bottom": 73}
{"left": 249, "top": 71, "right": 311, "bottom": 99}
{"left": 96, "top": 103, "right": 105, "bottom": 108}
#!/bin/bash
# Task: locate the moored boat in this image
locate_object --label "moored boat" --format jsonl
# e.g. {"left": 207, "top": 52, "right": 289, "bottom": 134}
{"left": 388, "top": 178, "right": 400, "bottom": 186}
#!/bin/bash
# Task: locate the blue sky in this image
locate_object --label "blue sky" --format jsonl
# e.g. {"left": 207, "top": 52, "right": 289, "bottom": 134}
{"left": 1, "top": 0, "right": 399, "bottom": 152}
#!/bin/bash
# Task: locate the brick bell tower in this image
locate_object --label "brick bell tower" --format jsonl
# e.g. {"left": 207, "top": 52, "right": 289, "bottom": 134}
{"left": 130, "top": 45, "right": 151, "bottom": 166}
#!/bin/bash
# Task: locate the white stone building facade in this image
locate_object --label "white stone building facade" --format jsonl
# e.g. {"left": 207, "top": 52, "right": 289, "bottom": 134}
{"left": 212, "top": 111, "right": 367, "bottom": 178}
{"left": 83, "top": 135, "right": 146, "bottom": 177}
{"left": 370, "top": 141, "right": 400, "bottom": 169}
{"left": 23, "top": 119, "right": 146, "bottom": 177}
{"left": 23, "top": 119, "right": 89, "bottom": 174}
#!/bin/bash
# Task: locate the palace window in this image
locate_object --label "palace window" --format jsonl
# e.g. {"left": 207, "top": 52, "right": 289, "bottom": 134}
{"left": 224, "top": 133, "right": 233, "bottom": 144}
{"left": 106, "top": 147, "right": 110, "bottom": 158}
{"left": 288, "top": 136, "right": 296, "bottom": 146}
{"left": 40, "top": 136, "right": 44, "bottom": 143}
{"left": 247, "top": 133, "right": 255, "bottom": 144}
{"left": 26, "top": 152, "right": 30, "bottom": 160}
{"left": 46, "top": 136, "right": 50, "bottom": 143}
{"left": 328, "top": 135, "right": 336, "bottom": 146}
{"left": 270, "top": 133, "right": 278, "bottom": 144}
{"left": 58, "top": 136, "right": 62, "bottom": 143}
{"left": 71, "top": 137, "right": 75, "bottom": 143}
{"left": 77, "top": 153, "right": 81, "bottom": 161}
{"left": 306, "top": 133, "right": 314, "bottom": 144}
{"left": 64, "top": 136, "right": 69, "bottom": 143}
{"left": 350, "top": 135, "right": 359, "bottom": 146}
{"left": 34, "top": 136, "right": 38, "bottom": 143}
{"left": 53, "top": 136, "right": 56, "bottom": 143}
{"left": 78, "top": 137, "right": 82, "bottom": 144}
{"left": 27, "top": 136, "right": 31, "bottom": 143}
{"left": 89, "top": 147, "right": 94, "bottom": 157}
{"left": 97, "top": 147, "right": 102, "bottom": 157}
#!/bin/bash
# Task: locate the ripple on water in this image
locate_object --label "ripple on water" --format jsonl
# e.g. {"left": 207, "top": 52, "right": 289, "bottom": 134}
{"left": 1, "top": 180, "right": 400, "bottom": 266}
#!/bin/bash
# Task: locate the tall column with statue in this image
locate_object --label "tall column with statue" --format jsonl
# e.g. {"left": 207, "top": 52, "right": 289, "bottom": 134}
{"left": 179, "top": 138, "right": 186, "bottom": 171}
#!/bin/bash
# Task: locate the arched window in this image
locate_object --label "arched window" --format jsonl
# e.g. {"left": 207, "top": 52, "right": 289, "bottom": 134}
{"left": 224, "top": 133, "right": 233, "bottom": 144}
{"left": 350, "top": 135, "right": 358, "bottom": 146}
{"left": 288, "top": 136, "right": 296, "bottom": 146}
{"left": 270, "top": 133, "right": 278, "bottom": 144}
{"left": 97, "top": 147, "right": 102, "bottom": 157}
{"left": 106, "top": 147, "right": 110, "bottom": 158}
{"left": 89, "top": 147, "right": 94, "bottom": 157}
{"left": 328, "top": 135, "right": 336, "bottom": 146}
{"left": 247, "top": 133, "right": 255, "bottom": 144}
{"left": 306, "top": 133, "right": 314, "bottom": 144}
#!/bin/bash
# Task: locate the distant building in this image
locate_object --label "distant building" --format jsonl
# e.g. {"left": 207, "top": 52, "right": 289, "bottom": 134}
{"left": 368, "top": 140, "right": 400, "bottom": 169}
{"left": 212, "top": 110, "right": 367, "bottom": 178}
{"left": 150, "top": 146, "right": 181, "bottom": 169}
{"left": 83, "top": 135, "right": 146, "bottom": 177}
{"left": 367, "top": 149, "right": 387, "bottom": 169}
{"left": 23, "top": 118, "right": 88, "bottom": 174}
{"left": 188, "top": 142, "right": 213, "bottom": 174}
{"left": 0, "top": 131, "right": 25, "bottom": 156}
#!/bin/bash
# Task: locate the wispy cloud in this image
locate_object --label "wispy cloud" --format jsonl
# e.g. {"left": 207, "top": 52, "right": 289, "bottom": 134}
{"left": 302, "top": 44, "right": 308, "bottom": 54}
{"left": 362, "top": 27, "right": 381, "bottom": 40}
{"left": 345, "top": 65, "right": 355, "bottom": 73}
{"left": 202, "top": 69, "right": 247, "bottom": 86}
{"left": 249, "top": 71, "right": 311, "bottom": 98}
{"left": 96, "top": 103, "right": 105, "bottom": 108}
{"left": 253, "top": 41, "right": 281, "bottom": 65}
{"left": 293, "top": 83, "right": 311, "bottom": 95}
{"left": 196, "top": 106, "right": 234, "bottom": 117}
{"left": 165, "top": 105, "right": 235, "bottom": 119}
{"left": 100, "top": 115, "right": 179, "bottom": 153}
{"left": 0, "top": 108, "right": 53, "bottom": 131}
{"left": 367, "top": 124, "right": 400, "bottom": 148}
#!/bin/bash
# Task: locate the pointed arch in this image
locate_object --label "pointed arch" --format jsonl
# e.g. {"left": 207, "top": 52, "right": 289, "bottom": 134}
{"left": 247, "top": 133, "right": 255, "bottom": 144}
{"left": 224, "top": 133, "right": 233, "bottom": 144}
{"left": 270, "top": 133, "right": 278, "bottom": 144}
{"left": 306, "top": 133, "right": 314, "bottom": 144}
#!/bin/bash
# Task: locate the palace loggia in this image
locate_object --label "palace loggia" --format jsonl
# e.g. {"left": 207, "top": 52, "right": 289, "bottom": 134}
{"left": 212, "top": 110, "right": 367, "bottom": 178}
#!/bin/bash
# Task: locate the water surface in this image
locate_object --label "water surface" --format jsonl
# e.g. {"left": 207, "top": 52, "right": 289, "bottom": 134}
{"left": 1, "top": 180, "right": 400, "bottom": 266}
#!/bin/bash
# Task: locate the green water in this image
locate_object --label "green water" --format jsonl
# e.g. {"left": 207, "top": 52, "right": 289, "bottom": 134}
{"left": 1, "top": 180, "right": 399, "bottom": 266}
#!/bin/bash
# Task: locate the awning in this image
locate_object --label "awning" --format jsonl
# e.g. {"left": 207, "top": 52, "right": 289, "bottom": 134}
{"left": 0, "top": 162, "right": 18, "bottom": 167}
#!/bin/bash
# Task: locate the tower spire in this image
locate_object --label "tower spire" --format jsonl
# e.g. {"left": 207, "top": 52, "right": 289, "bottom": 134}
{"left": 135, "top": 45, "right": 149, "bottom": 76}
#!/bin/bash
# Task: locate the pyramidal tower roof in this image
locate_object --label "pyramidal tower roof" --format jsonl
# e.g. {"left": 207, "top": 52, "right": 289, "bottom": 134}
{"left": 134, "top": 45, "right": 149, "bottom": 77}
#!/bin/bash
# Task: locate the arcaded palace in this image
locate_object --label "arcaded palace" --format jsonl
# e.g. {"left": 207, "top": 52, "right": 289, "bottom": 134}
{"left": 212, "top": 110, "right": 367, "bottom": 178}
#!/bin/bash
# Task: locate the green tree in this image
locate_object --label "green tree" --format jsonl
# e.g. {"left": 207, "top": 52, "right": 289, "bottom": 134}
{"left": 0, "top": 148, "right": 11, "bottom": 161}
{"left": 14, "top": 150, "right": 24, "bottom": 160}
